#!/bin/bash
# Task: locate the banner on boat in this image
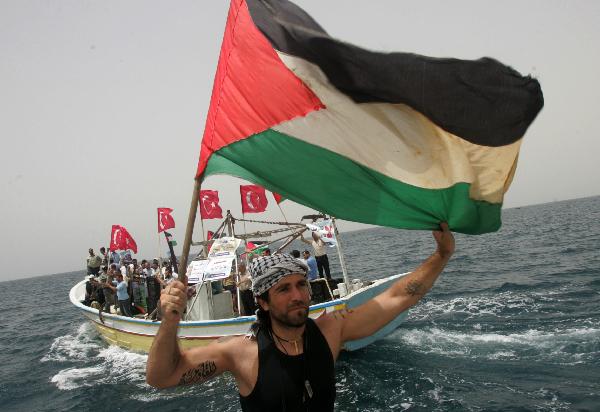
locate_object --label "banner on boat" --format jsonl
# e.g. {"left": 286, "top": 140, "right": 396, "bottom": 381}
{"left": 306, "top": 220, "right": 337, "bottom": 246}
{"left": 208, "top": 237, "right": 242, "bottom": 259}
{"left": 187, "top": 259, "right": 209, "bottom": 284}
{"left": 203, "top": 257, "right": 235, "bottom": 282}
{"left": 186, "top": 257, "right": 235, "bottom": 284}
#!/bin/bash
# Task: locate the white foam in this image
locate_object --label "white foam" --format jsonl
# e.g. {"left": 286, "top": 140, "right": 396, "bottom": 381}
{"left": 51, "top": 365, "right": 105, "bottom": 390}
{"left": 409, "top": 292, "right": 540, "bottom": 321}
{"left": 41, "top": 323, "right": 101, "bottom": 362}
{"left": 486, "top": 350, "right": 517, "bottom": 360}
{"left": 44, "top": 323, "right": 151, "bottom": 391}
{"left": 397, "top": 326, "right": 600, "bottom": 361}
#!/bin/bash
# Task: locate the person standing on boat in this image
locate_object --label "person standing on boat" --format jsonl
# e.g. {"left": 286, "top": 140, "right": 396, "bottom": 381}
{"left": 107, "top": 272, "right": 133, "bottom": 317}
{"left": 302, "top": 250, "right": 318, "bottom": 281}
{"left": 301, "top": 232, "right": 331, "bottom": 280}
{"left": 101, "top": 264, "right": 117, "bottom": 313}
{"left": 147, "top": 223, "right": 455, "bottom": 411}
{"left": 110, "top": 250, "right": 120, "bottom": 267}
{"left": 99, "top": 247, "right": 108, "bottom": 266}
{"left": 146, "top": 260, "right": 161, "bottom": 314}
{"left": 86, "top": 248, "right": 102, "bottom": 276}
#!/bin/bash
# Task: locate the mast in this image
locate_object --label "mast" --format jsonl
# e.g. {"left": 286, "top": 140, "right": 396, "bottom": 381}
{"left": 179, "top": 178, "right": 201, "bottom": 282}
{"left": 331, "top": 217, "right": 350, "bottom": 291}
{"left": 226, "top": 210, "right": 233, "bottom": 236}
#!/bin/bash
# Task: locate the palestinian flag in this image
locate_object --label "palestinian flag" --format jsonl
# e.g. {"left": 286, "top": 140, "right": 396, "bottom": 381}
{"left": 197, "top": 0, "right": 544, "bottom": 234}
{"left": 164, "top": 231, "right": 177, "bottom": 247}
{"left": 246, "top": 242, "right": 269, "bottom": 257}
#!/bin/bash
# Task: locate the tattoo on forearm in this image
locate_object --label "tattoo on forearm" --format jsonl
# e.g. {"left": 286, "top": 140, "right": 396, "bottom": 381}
{"left": 178, "top": 361, "right": 217, "bottom": 385}
{"left": 405, "top": 281, "right": 425, "bottom": 297}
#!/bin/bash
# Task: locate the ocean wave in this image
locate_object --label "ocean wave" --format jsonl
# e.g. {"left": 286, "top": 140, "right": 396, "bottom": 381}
{"left": 409, "top": 292, "right": 540, "bottom": 321}
{"left": 409, "top": 280, "right": 600, "bottom": 323}
{"left": 41, "top": 323, "right": 101, "bottom": 363}
{"left": 48, "top": 343, "right": 149, "bottom": 391}
{"left": 395, "top": 326, "right": 600, "bottom": 363}
{"left": 44, "top": 325, "right": 237, "bottom": 403}
{"left": 50, "top": 365, "right": 105, "bottom": 390}
{"left": 494, "top": 281, "right": 556, "bottom": 292}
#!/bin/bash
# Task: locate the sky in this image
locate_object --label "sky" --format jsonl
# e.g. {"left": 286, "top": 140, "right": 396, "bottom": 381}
{"left": 1, "top": 0, "right": 599, "bottom": 281}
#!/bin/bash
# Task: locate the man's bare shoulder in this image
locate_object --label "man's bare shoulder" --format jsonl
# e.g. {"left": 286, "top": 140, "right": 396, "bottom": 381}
{"left": 215, "top": 334, "right": 256, "bottom": 348}
{"left": 315, "top": 309, "right": 355, "bottom": 360}
{"left": 213, "top": 334, "right": 258, "bottom": 359}
{"left": 315, "top": 308, "right": 355, "bottom": 328}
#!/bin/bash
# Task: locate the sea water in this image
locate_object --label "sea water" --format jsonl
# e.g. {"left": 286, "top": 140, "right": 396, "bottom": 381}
{"left": 1, "top": 196, "right": 599, "bottom": 411}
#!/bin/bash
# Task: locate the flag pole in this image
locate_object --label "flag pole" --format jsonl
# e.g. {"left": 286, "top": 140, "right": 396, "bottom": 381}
{"left": 199, "top": 216, "right": 207, "bottom": 258}
{"left": 277, "top": 203, "right": 290, "bottom": 225}
{"left": 157, "top": 231, "right": 161, "bottom": 271}
{"left": 158, "top": 233, "right": 163, "bottom": 273}
{"left": 242, "top": 212, "right": 248, "bottom": 240}
{"left": 179, "top": 178, "right": 201, "bottom": 283}
{"left": 164, "top": 231, "right": 178, "bottom": 274}
{"left": 331, "top": 217, "right": 350, "bottom": 291}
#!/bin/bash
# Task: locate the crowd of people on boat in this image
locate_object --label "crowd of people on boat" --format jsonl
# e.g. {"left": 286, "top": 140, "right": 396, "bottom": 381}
{"left": 82, "top": 230, "right": 331, "bottom": 319}
{"left": 83, "top": 247, "right": 179, "bottom": 318}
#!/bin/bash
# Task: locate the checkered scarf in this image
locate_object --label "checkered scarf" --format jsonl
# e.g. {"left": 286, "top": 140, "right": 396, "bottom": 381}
{"left": 249, "top": 254, "right": 308, "bottom": 296}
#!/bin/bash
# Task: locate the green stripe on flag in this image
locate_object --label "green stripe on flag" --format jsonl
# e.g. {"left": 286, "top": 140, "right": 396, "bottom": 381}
{"left": 203, "top": 129, "right": 502, "bottom": 234}
{"left": 247, "top": 244, "right": 268, "bottom": 257}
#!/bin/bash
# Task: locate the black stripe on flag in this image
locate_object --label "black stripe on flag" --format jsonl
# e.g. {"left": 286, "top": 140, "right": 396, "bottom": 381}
{"left": 246, "top": 0, "right": 543, "bottom": 147}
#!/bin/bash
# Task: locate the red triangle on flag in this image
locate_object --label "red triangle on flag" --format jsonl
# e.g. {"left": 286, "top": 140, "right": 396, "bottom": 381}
{"left": 196, "top": 0, "right": 324, "bottom": 178}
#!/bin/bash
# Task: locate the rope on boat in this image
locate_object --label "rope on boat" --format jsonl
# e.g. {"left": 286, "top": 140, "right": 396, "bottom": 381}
{"left": 233, "top": 217, "right": 305, "bottom": 227}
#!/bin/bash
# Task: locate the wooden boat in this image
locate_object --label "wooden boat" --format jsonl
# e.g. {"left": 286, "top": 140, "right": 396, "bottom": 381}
{"left": 70, "top": 271, "right": 409, "bottom": 353}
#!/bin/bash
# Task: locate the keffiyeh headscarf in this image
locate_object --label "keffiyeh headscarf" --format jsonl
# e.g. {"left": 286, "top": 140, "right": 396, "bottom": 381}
{"left": 249, "top": 254, "right": 308, "bottom": 296}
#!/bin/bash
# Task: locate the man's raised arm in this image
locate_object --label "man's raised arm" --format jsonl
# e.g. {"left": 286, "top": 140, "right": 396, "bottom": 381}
{"left": 339, "top": 223, "right": 455, "bottom": 343}
{"left": 146, "top": 281, "right": 233, "bottom": 388}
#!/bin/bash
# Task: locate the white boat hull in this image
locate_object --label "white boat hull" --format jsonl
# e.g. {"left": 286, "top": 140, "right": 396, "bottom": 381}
{"left": 69, "top": 273, "right": 409, "bottom": 352}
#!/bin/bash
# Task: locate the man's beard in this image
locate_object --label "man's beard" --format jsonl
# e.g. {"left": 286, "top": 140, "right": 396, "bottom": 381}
{"left": 270, "top": 303, "right": 309, "bottom": 328}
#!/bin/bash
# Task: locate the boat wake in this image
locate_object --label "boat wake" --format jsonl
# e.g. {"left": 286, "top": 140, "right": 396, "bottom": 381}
{"left": 41, "top": 322, "right": 101, "bottom": 363}
{"left": 42, "top": 323, "right": 148, "bottom": 391}
{"left": 396, "top": 325, "right": 600, "bottom": 364}
{"left": 42, "top": 322, "right": 240, "bottom": 405}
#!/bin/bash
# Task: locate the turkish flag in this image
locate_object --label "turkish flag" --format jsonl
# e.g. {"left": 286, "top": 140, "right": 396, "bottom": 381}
{"left": 157, "top": 207, "right": 175, "bottom": 233}
{"left": 109, "top": 225, "right": 121, "bottom": 251}
{"left": 199, "top": 190, "right": 223, "bottom": 219}
{"left": 272, "top": 192, "right": 284, "bottom": 204}
{"left": 207, "top": 230, "right": 214, "bottom": 241}
{"left": 109, "top": 225, "right": 138, "bottom": 254}
{"left": 240, "top": 185, "right": 268, "bottom": 213}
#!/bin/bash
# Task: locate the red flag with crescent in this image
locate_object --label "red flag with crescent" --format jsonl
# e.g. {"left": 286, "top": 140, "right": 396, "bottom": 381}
{"left": 157, "top": 207, "right": 175, "bottom": 233}
{"left": 199, "top": 190, "right": 223, "bottom": 219}
{"left": 272, "top": 192, "right": 285, "bottom": 204}
{"left": 240, "top": 185, "right": 268, "bottom": 213}
{"left": 109, "top": 225, "right": 138, "bottom": 254}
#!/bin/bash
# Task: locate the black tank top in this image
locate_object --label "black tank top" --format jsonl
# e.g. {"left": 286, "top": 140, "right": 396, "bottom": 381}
{"left": 239, "top": 318, "right": 336, "bottom": 412}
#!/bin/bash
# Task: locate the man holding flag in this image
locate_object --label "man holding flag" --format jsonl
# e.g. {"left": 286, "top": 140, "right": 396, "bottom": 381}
{"left": 147, "top": 223, "right": 455, "bottom": 411}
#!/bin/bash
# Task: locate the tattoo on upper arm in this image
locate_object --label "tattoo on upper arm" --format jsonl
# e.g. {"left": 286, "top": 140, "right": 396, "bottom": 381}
{"left": 332, "top": 308, "right": 353, "bottom": 320}
{"left": 178, "top": 361, "right": 217, "bottom": 386}
{"left": 405, "top": 281, "right": 425, "bottom": 297}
